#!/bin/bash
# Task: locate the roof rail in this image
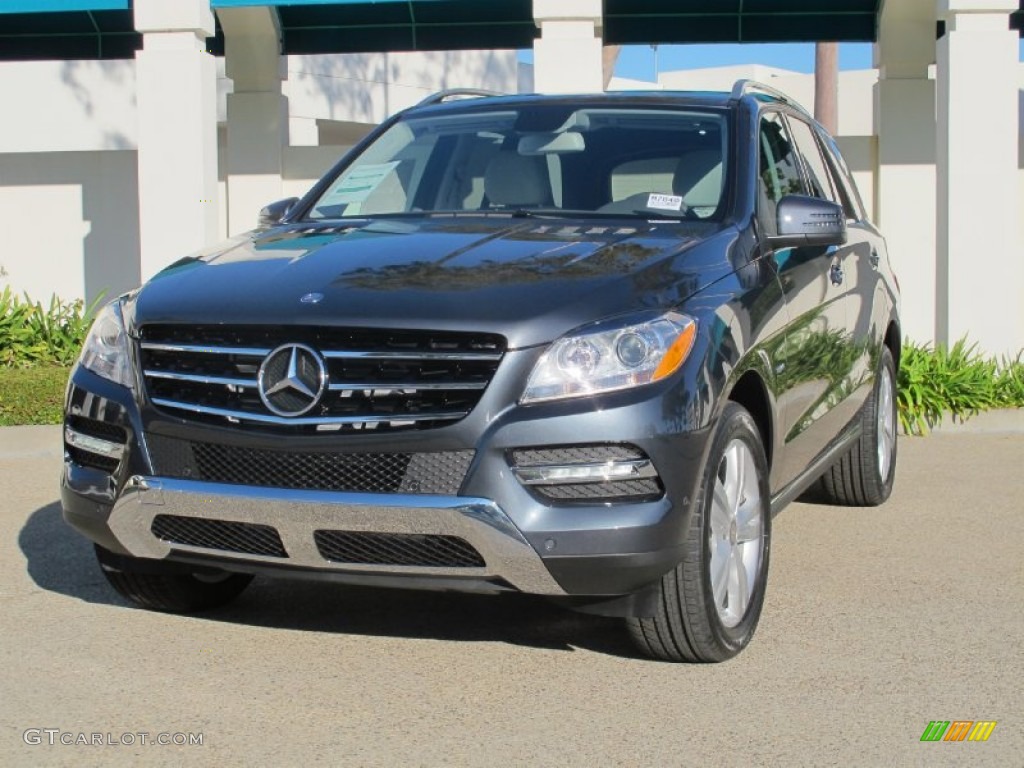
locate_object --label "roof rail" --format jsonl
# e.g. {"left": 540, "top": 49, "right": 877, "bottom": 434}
{"left": 731, "top": 79, "right": 810, "bottom": 115}
{"left": 413, "top": 88, "right": 502, "bottom": 109}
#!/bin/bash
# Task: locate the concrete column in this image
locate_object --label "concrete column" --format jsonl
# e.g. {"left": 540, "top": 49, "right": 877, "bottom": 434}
{"left": 532, "top": 0, "right": 603, "bottom": 93}
{"left": 873, "top": 0, "right": 937, "bottom": 345}
{"left": 134, "top": 0, "right": 218, "bottom": 280}
{"left": 936, "top": 0, "right": 1022, "bottom": 354}
{"left": 219, "top": 6, "right": 288, "bottom": 235}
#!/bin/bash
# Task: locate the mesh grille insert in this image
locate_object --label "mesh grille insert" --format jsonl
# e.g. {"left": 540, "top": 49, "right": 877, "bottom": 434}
{"left": 146, "top": 435, "right": 473, "bottom": 495}
{"left": 314, "top": 530, "right": 485, "bottom": 568}
{"left": 151, "top": 514, "right": 287, "bottom": 558}
{"left": 67, "top": 446, "right": 120, "bottom": 473}
{"left": 66, "top": 415, "right": 128, "bottom": 443}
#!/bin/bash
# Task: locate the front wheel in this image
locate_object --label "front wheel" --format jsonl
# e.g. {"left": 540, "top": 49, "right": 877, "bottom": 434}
{"left": 96, "top": 546, "right": 253, "bottom": 613}
{"left": 627, "top": 402, "right": 771, "bottom": 663}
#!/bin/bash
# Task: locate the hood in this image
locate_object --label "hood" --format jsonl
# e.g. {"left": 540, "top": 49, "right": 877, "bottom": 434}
{"left": 128, "top": 216, "right": 738, "bottom": 349}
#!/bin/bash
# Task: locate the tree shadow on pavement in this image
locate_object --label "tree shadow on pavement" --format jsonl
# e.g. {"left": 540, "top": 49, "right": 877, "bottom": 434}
{"left": 19, "top": 502, "right": 642, "bottom": 659}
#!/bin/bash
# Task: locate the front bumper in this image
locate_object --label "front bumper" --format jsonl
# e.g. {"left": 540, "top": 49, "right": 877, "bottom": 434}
{"left": 61, "top": 355, "right": 712, "bottom": 600}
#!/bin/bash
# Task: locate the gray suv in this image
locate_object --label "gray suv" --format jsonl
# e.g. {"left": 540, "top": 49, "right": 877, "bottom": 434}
{"left": 61, "top": 82, "right": 900, "bottom": 662}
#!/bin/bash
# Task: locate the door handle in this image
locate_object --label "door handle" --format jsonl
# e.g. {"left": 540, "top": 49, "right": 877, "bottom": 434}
{"left": 830, "top": 263, "right": 844, "bottom": 286}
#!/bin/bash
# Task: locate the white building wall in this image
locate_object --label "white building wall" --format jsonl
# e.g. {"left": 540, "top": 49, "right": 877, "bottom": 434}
{"left": 0, "top": 49, "right": 516, "bottom": 303}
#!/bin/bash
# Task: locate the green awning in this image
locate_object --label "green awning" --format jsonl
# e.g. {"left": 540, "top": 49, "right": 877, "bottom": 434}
{"left": 1, "top": 0, "right": 1021, "bottom": 62}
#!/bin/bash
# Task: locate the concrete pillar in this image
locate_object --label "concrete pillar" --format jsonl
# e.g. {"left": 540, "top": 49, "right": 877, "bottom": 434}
{"left": 219, "top": 6, "right": 288, "bottom": 235}
{"left": 532, "top": 0, "right": 603, "bottom": 93}
{"left": 936, "top": 0, "right": 1022, "bottom": 354}
{"left": 134, "top": 0, "right": 218, "bottom": 280}
{"left": 873, "top": 0, "right": 937, "bottom": 345}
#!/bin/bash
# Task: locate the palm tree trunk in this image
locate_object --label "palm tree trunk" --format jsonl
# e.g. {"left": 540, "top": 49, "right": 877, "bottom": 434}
{"left": 814, "top": 42, "right": 839, "bottom": 134}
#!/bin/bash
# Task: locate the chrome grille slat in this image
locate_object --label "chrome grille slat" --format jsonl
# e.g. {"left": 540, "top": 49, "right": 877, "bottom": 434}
{"left": 144, "top": 370, "right": 257, "bottom": 387}
{"left": 150, "top": 398, "right": 469, "bottom": 426}
{"left": 322, "top": 350, "right": 502, "bottom": 361}
{"left": 139, "top": 324, "right": 505, "bottom": 433}
{"left": 141, "top": 342, "right": 271, "bottom": 356}
{"left": 327, "top": 381, "right": 487, "bottom": 391}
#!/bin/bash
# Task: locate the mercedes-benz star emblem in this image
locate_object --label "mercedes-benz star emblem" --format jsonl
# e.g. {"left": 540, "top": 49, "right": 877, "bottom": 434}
{"left": 257, "top": 343, "right": 327, "bottom": 417}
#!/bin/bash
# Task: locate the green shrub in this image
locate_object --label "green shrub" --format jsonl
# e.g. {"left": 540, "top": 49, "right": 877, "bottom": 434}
{"left": 0, "top": 286, "right": 98, "bottom": 367}
{"left": 0, "top": 365, "right": 70, "bottom": 425}
{"left": 897, "top": 338, "right": 1024, "bottom": 435}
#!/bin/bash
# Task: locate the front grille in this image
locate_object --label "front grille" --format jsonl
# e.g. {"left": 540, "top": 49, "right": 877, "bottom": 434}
{"left": 138, "top": 324, "right": 505, "bottom": 434}
{"left": 314, "top": 530, "right": 485, "bottom": 568}
{"left": 151, "top": 514, "right": 287, "bottom": 558}
{"left": 147, "top": 434, "right": 473, "bottom": 495}
{"left": 511, "top": 444, "right": 664, "bottom": 504}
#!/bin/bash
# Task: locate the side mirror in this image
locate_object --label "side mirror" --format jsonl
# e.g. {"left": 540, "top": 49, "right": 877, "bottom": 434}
{"left": 768, "top": 195, "right": 846, "bottom": 249}
{"left": 257, "top": 197, "right": 299, "bottom": 229}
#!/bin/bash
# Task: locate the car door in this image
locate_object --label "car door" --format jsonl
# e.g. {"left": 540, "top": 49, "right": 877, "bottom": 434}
{"left": 757, "top": 111, "right": 853, "bottom": 487}
{"left": 815, "top": 126, "right": 890, "bottom": 414}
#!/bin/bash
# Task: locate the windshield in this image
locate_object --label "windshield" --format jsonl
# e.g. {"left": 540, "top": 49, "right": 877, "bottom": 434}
{"left": 307, "top": 104, "right": 730, "bottom": 221}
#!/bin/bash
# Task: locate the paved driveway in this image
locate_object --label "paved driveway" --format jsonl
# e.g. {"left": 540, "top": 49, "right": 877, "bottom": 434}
{"left": 1, "top": 425, "right": 1021, "bottom": 767}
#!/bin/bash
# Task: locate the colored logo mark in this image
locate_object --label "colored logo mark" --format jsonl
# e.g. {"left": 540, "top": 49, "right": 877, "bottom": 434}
{"left": 920, "top": 721, "right": 997, "bottom": 742}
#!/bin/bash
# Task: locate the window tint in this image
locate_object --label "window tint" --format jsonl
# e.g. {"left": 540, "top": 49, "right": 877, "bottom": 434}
{"left": 817, "top": 130, "right": 866, "bottom": 221}
{"left": 758, "top": 112, "right": 805, "bottom": 235}
{"left": 786, "top": 117, "right": 836, "bottom": 203}
{"left": 307, "top": 106, "right": 729, "bottom": 220}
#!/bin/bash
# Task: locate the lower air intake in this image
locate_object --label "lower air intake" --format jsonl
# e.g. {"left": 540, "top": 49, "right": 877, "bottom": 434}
{"left": 314, "top": 530, "right": 485, "bottom": 568}
{"left": 151, "top": 514, "right": 287, "bottom": 558}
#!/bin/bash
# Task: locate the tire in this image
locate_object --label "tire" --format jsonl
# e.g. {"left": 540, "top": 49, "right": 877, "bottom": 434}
{"left": 627, "top": 403, "right": 771, "bottom": 663}
{"left": 96, "top": 545, "right": 253, "bottom": 613}
{"left": 819, "top": 346, "right": 897, "bottom": 507}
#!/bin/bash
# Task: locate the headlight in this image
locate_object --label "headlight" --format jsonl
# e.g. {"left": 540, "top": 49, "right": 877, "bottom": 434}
{"left": 79, "top": 301, "right": 133, "bottom": 389}
{"left": 521, "top": 312, "right": 697, "bottom": 404}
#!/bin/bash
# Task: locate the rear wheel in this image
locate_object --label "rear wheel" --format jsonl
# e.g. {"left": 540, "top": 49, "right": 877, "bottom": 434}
{"left": 627, "top": 403, "right": 771, "bottom": 663}
{"left": 819, "top": 346, "right": 897, "bottom": 506}
{"left": 96, "top": 546, "right": 253, "bottom": 613}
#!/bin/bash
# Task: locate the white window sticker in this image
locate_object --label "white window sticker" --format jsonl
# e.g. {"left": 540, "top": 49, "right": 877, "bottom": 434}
{"left": 319, "top": 162, "right": 400, "bottom": 207}
{"left": 647, "top": 193, "right": 683, "bottom": 212}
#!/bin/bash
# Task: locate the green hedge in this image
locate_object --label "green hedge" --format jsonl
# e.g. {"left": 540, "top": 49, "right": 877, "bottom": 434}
{"left": 0, "top": 365, "right": 70, "bottom": 426}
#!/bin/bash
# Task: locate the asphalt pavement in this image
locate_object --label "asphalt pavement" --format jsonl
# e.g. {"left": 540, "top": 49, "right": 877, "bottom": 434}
{"left": 1, "top": 424, "right": 1021, "bottom": 767}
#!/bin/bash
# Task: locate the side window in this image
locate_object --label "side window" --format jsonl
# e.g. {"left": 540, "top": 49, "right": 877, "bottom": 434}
{"left": 817, "top": 130, "right": 866, "bottom": 221}
{"left": 786, "top": 116, "right": 837, "bottom": 203}
{"left": 758, "top": 112, "right": 805, "bottom": 235}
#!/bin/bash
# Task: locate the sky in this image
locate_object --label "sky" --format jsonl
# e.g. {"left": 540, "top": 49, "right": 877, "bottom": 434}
{"left": 520, "top": 40, "right": 1024, "bottom": 80}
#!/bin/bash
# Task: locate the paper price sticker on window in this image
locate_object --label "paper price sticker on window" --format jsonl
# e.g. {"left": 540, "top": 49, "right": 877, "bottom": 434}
{"left": 320, "top": 162, "right": 400, "bottom": 206}
{"left": 647, "top": 193, "right": 684, "bottom": 212}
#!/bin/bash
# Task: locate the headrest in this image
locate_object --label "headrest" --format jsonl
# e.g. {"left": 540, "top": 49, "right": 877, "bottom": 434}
{"left": 673, "top": 150, "right": 724, "bottom": 209}
{"left": 484, "top": 152, "right": 549, "bottom": 208}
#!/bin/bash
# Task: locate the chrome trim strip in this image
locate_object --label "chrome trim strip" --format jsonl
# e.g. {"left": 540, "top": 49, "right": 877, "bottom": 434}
{"left": 144, "top": 370, "right": 256, "bottom": 388}
{"left": 150, "top": 397, "right": 467, "bottom": 426}
{"left": 141, "top": 342, "right": 271, "bottom": 356}
{"left": 322, "top": 350, "right": 502, "bottom": 361}
{"left": 512, "top": 459, "right": 659, "bottom": 486}
{"left": 107, "top": 476, "right": 565, "bottom": 596}
{"left": 327, "top": 381, "right": 487, "bottom": 391}
{"left": 64, "top": 427, "right": 125, "bottom": 460}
